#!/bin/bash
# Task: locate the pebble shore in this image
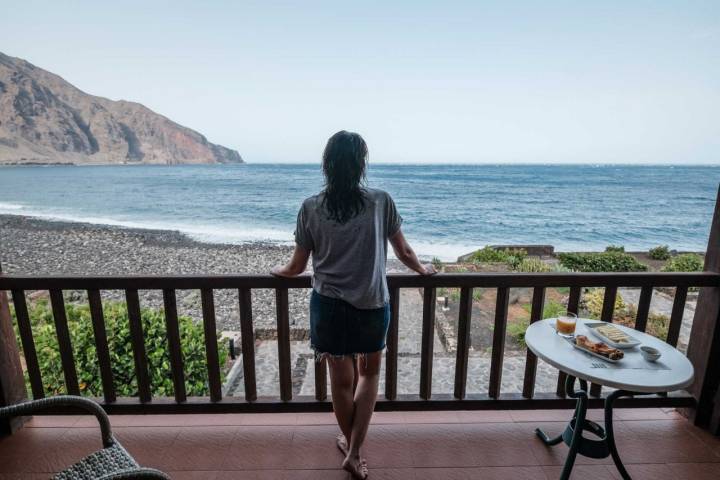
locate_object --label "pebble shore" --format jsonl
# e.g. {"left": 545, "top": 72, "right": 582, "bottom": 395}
{"left": 0, "top": 214, "right": 311, "bottom": 334}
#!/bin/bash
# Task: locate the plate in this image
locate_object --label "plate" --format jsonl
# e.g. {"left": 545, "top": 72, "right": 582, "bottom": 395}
{"left": 564, "top": 336, "right": 622, "bottom": 363}
{"left": 584, "top": 322, "right": 640, "bottom": 349}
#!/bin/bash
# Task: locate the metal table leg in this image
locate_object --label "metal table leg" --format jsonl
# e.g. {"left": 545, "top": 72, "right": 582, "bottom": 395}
{"left": 535, "top": 375, "right": 654, "bottom": 480}
{"left": 605, "top": 389, "right": 634, "bottom": 480}
{"left": 535, "top": 376, "right": 610, "bottom": 480}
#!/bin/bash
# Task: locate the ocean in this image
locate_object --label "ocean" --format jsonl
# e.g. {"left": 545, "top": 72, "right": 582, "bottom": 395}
{"left": 0, "top": 164, "right": 717, "bottom": 260}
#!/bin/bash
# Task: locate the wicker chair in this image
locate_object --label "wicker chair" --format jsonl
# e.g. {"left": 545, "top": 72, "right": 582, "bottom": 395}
{"left": 0, "top": 395, "right": 170, "bottom": 479}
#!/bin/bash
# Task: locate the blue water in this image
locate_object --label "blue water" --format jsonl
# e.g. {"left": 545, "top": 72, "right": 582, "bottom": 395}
{"left": 0, "top": 164, "right": 717, "bottom": 259}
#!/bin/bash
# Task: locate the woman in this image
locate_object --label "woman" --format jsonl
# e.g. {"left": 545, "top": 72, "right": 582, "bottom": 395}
{"left": 271, "top": 130, "right": 435, "bottom": 479}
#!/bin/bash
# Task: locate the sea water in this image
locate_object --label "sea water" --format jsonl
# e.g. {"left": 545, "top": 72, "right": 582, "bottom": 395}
{"left": 0, "top": 164, "right": 717, "bottom": 260}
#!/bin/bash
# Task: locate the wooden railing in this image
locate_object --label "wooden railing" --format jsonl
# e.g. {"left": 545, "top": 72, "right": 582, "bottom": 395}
{"left": 1, "top": 271, "right": 718, "bottom": 415}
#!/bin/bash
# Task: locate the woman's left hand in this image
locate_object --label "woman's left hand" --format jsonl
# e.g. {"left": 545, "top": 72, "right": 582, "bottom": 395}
{"left": 271, "top": 266, "right": 293, "bottom": 277}
{"left": 420, "top": 264, "right": 437, "bottom": 275}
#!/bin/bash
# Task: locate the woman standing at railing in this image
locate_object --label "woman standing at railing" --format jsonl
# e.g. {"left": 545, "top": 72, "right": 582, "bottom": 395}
{"left": 272, "top": 130, "right": 435, "bottom": 479}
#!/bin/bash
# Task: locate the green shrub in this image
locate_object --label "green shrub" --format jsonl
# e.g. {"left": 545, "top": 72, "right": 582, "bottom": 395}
{"left": 558, "top": 252, "right": 648, "bottom": 272}
{"left": 582, "top": 289, "right": 626, "bottom": 319}
{"left": 431, "top": 257, "right": 443, "bottom": 270}
{"left": 471, "top": 247, "right": 527, "bottom": 266}
{"left": 605, "top": 245, "right": 625, "bottom": 253}
{"left": 662, "top": 253, "right": 703, "bottom": 272}
{"left": 521, "top": 299, "right": 568, "bottom": 319}
{"left": 12, "top": 299, "right": 227, "bottom": 398}
{"left": 514, "top": 258, "right": 552, "bottom": 272}
{"left": 648, "top": 245, "right": 671, "bottom": 261}
{"left": 511, "top": 300, "right": 568, "bottom": 347}
{"left": 472, "top": 289, "right": 483, "bottom": 302}
{"left": 645, "top": 313, "right": 670, "bottom": 341}
{"left": 507, "top": 319, "right": 529, "bottom": 348}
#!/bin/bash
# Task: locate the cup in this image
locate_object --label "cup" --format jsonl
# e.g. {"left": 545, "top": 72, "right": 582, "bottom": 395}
{"left": 640, "top": 346, "right": 662, "bottom": 362}
{"left": 556, "top": 312, "right": 578, "bottom": 338}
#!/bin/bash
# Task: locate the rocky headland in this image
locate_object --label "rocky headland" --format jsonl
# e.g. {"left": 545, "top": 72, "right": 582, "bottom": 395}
{"left": 0, "top": 52, "right": 242, "bottom": 165}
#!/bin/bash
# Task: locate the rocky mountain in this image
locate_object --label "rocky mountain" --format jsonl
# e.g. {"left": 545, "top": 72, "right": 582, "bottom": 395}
{"left": 0, "top": 52, "right": 243, "bottom": 165}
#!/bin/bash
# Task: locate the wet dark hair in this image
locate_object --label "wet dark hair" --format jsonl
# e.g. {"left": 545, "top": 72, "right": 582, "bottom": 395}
{"left": 321, "top": 130, "right": 368, "bottom": 224}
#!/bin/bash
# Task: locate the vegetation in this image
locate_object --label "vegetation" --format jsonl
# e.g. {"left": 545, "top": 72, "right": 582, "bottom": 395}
{"left": 509, "top": 300, "right": 568, "bottom": 347}
{"left": 605, "top": 245, "right": 625, "bottom": 253}
{"left": 506, "top": 320, "right": 529, "bottom": 348}
{"left": 662, "top": 253, "right": 703, "bottom": 273}
{"left": 558, "top": 252, "right": 647, "bottom": 272}
{"left": 12, "top": 298, "right": 227, "bottom": 398}
{"left": 431, "top": 256, "right": 443, "bottom": 271}
{"left": 648, "top": 245, "right": 671, "bottom": 261}
{"left": 582, "top": 288, "right": 627, "bottom": 319}
{"left": 514, "top": 258, "right": 552, "bottom": 272}
{"left": 470, "top": 247, "right": 527, "bottom": 268}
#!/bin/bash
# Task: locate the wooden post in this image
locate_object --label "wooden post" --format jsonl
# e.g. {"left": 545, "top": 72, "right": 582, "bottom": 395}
{"left": 685, "top": 184, "right": 720, "bottom": 434}
{"left": 0, "top": 260, "right": 29, "bottom": 435}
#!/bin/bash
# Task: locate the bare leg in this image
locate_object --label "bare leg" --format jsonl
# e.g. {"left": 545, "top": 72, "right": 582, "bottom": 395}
{"left": 328, "top": 356, "right": 355, "bottom": 447}
{"left": 343, "top": 351, "right": 381, "bottom": 479}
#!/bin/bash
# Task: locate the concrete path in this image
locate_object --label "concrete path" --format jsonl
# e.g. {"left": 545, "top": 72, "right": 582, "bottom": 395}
{"left": 225, "top": 289, "right": 564, "bottom": 398}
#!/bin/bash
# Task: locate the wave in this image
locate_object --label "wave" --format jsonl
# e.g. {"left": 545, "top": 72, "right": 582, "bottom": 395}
{"left": 0, "top": 205, "right": 295, "bottom": 245}
{"left": 0, "top": 203, "right": 708, "bottom": 258}
{"left": 0, "top": 202, "right": 24, "bottom": 210}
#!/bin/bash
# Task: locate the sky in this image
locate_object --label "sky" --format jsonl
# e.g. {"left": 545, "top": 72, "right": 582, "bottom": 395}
{"left": 2, "top": 1, "right": 719, "bottom": 164}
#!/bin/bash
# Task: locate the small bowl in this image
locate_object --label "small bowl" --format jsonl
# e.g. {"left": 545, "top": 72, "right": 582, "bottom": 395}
{"left": 640, "top": 346, "right": 662, "bottom": 362}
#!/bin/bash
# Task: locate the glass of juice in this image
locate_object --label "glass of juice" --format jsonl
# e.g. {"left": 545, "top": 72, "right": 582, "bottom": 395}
{"left": 556, "top": 312, "right": 578, "bottom": 338}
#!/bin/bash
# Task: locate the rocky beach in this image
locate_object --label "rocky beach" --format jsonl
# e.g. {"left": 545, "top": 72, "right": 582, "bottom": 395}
{"left": 0, "top": 214, "right": 317, "bottom": 337}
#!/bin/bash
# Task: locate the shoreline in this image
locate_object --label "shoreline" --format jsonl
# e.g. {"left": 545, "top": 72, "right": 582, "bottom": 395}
{"left": 0, "top": 213, "right": 285, "bottom": 253}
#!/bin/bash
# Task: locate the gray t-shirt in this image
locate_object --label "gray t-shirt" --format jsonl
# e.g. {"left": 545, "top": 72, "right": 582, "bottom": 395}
{"left": 294, "top": 187, "right": 403, "bottom": 309}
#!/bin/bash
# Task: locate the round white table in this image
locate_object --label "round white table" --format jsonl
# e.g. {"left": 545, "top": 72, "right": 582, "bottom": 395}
{"left": 525, "top": 318, "right": 694, "bottom": 480}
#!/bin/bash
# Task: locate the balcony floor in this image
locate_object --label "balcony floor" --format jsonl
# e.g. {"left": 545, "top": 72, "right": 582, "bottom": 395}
{"left": 1, "top": 408, "right": 719, "bottom": 479}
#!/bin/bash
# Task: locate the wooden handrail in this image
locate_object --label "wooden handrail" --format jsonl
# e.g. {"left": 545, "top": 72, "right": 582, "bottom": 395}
{"left": 0, "top": 271, "right": 717, "bottom": 290}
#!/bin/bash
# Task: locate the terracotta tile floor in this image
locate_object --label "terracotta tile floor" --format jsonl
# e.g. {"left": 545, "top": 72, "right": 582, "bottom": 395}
{"left": 1, "top": 408, "right": 719, "bottom": 479}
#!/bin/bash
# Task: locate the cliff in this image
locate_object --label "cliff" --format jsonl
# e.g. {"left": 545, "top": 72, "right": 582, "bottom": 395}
{"left": 0, "top": 52, "right": 243, "bottom": 165}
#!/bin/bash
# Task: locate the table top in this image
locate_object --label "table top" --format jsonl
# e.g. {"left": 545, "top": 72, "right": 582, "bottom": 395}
{"left": 525, "top": 318, "right": 694, "bottom": 393}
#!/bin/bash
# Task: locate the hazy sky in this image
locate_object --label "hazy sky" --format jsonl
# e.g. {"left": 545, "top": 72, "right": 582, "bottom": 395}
{"left": 3, "top": 1, "right": 719, "bottom": 164}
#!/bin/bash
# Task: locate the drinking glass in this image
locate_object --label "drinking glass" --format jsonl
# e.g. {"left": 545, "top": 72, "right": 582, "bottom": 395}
{"left": 556, "top": 312, "right": 578, "bottom": 338}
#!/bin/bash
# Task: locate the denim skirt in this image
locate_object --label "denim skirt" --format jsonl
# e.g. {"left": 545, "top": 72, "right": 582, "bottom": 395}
{"left": 310, "top": 290, "right": 390, "bottom": 357}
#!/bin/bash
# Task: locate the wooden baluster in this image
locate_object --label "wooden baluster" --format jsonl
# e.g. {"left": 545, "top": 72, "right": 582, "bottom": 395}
{"left": 125, "top": 289, "right": 151, "bottom": 403}
{"left": 314, "top": 357, "right": 327, "bottom": 401}
{"left": 556, "top": 286, "right": 581, "bottom": 398}
{"left": 49, "top": 290, "right": 80, "bottom": 396}
{"left": 686, "top": 185, "right": 720, "bottom": 431}
{"left": 454, "top": 287, "right": 473, "bottom": 400}
{"left": 522, "top": 287, "right": 545, "bottom": 399}
{"left": 634, "top": 286, "right": 653, "bottom": 332}
{"left": 385, "top": 287, "right": 400, "bottom": 401}
{"left": 601, "top": 286, "right": 618, "bottom": 323}
{"left": 590, "top": 286, "right": 619, "bottom": 398}
{"left": 238, "top": 288, "right": 257, "bottom": 402}
{"left": 87, "top": 290, "right": 116, "bottom": 403}
{"left": 667, "top": 286, "right": 688, "bottom": 347}
{"left": 201, "top": 289, "right": 222, "bottom": 402}
{"left": 419, "top": 287, "right": 437, "bottom": 400}
{"left": 276, "top": 288, "right": 292, "bottom": 401}
{"left": 162, "top": 289, "right": 186, "bottom": 403}
{"left": 11, "top": 290, "right": 44, "bottom": 399}
{"left": 488, "top": 287, "right": 510, "bottom": 399}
